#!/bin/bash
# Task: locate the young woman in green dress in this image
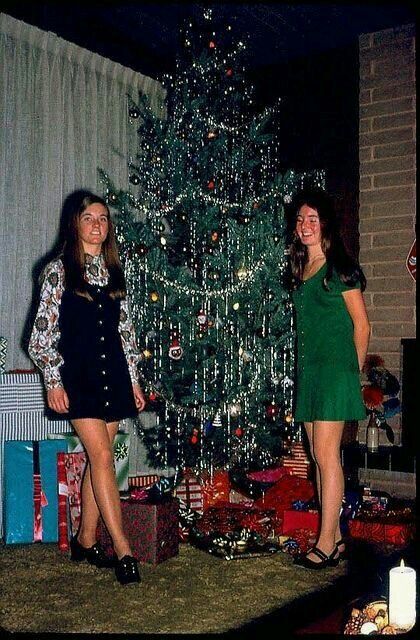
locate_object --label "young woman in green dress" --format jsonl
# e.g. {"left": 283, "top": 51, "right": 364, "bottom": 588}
{"left": 289, "top": 188, "right": 370, "bottom": 569}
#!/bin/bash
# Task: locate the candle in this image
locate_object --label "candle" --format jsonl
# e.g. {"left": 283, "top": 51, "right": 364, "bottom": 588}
{"left": 389, "top": 559, "right": 416, "bottom": 630}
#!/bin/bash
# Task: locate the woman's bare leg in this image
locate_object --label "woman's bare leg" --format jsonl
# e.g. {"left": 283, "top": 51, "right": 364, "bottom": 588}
{"left": 72, "top": 418, "right": 132, "bottom": 559}
{"left": 307, "top": 420, "right": 345, "bottom": 562}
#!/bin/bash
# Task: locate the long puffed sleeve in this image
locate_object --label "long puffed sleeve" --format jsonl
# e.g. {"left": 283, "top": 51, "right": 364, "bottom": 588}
{"left": 118, "top": 297, "right": 141, "bottom": 385}
{"left": 28, "top": 259, "right": 65, "bottom": 389}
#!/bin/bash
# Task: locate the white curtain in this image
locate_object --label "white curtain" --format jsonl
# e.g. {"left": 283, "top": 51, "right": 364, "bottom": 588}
{"left": 0, "top": 13, "right": 165, "bottom": 370}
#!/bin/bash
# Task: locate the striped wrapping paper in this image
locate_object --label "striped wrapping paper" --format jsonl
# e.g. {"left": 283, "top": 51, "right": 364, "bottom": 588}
{"left": 0, "top": 372, "right": 71, "bottom": 538}
{"left": 174, "top": 477, "right": 204, "bottom": 513}
{"left": 128, "top": 475, "right": 160, "bottom": 489}
{"left": 283, "top": 459, "right": 311, "bottom": 479}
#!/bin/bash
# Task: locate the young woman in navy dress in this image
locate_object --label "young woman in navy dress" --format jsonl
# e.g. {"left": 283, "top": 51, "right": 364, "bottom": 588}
{"left": 29, "top": 193, "right": 146, "bottom": 585}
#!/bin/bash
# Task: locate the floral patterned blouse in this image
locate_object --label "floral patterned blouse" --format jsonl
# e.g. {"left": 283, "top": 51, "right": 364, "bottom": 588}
{"left": 29, "top": 254, "right": 140, "bottom": 390}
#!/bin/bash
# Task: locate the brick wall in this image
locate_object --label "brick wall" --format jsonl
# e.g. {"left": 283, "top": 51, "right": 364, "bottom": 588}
{"left": 358, "top": 24, "right": 416, "bottom": 445}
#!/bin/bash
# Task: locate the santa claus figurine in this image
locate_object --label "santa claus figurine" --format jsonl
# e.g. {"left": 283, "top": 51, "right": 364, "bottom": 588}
{"left": 168, "top": 337, "right": 183, "bottom": 360}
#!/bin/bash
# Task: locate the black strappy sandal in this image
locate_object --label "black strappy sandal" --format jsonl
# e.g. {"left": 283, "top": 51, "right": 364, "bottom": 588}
{"left": 294, "top": 545, "right": 340, "bottom": 569}
{"left": 335, "top": 538, "right": 347, "bottom": 561}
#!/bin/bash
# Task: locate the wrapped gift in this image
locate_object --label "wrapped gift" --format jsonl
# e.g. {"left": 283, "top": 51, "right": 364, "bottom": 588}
{"left": 3, "top": 439, "right": 67, "bottom": 543}
{"left": 201, "top": 469, "right": 230, "bottom": 510}
{"left": 196, "top": 502, "right": 279, "bottom": 538}
{"left": 282, "top": 509, "right": 320, "bottom": 535}
{"left": 96, "top": 497, "right": 179, "bottom": 564}
{"left": 57, "top": 452, "right": 69, "bottom": 551}
{"left": 254, "top": 473, "right": 315, "bottom": 525}
{"left": 0, "top": 371, "right": 71, "bottom": 536}
{"left": 174, "top": 472, "right": 204, "bottom": 513}
{"left": 48, "top": 432, "right": 130, "bottom": 491}
{"left": 282, "top": 442, "right": 312, "bottom": 479}
{"left": 0, "top": 337, "right": 7, "bottom": 374}
{"left": 348, "top": 518, "right": 415, "bottom": 545}
{"left": 128, "top": 474, "right": 160, "bottom": 489}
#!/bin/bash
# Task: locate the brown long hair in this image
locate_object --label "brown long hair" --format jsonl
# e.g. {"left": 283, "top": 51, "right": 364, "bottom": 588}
{"left": 289, "top": 188, "right": 366, "bottom": 291}
{"left": 61, "top": 193, "right": 126, "bottom": 300}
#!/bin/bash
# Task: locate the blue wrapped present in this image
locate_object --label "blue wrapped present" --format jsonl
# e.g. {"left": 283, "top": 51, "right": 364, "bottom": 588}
{"left": 4, "top": 439, "right": 67, "bottom": 544}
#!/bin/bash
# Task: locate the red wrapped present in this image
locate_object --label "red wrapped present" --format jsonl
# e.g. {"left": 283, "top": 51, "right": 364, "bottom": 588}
{"left": 96, "top": 497, "right": 179, "bottom": 564}
{"left": 247, "top": 466, "right": 288, "bottom": 483}
{"left": 128, "top": 474, "right": 159, "bottom": 489}
{"left": 254, "top": 474, "right": 315, "bottom": 526}
{"left": 348, "top": 518, "right": 415, "bottom": 545}
{"left": 196, "top": 502, "right": 279, "bottom": 537}
{"left": 281, "top": 442, "right": 312, "bottom": 479}
{"left": 201, "top": 469, "right": 230, "bottom": 510}
{"left": 282, "top": 509, "right": 320, "bottom": 535}
{"left": 174, "top": 471, "right": 203, "bottom": 513}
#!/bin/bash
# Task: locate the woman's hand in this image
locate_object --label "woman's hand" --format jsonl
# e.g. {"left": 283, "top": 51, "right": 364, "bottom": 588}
{"left": 47, "top": 387, "right": 69, "bottom": 413}
{"left": 132, "top": 384, "right": 146, "bottom": 412}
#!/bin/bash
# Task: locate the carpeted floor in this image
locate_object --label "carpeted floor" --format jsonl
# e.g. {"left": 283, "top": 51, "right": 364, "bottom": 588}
{"left": 0, "top": 541, "right": 348, "bottom": 635}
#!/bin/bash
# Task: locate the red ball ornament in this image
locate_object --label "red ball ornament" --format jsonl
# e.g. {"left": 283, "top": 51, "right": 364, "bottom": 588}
{"left": 266, "top": 402, "right": 279, "bottom": 418}
{"left": 148, "top": 391, "right": 157, "bottom": 402}
{"left": 190, "top": 428, "right": 199, "bottom": 444}
{"left": 226, "top": 68, "right": 233, "bottom": 76}
{"left": 209, "top": 41, "right": 216, "bottom": 49}
{"left": 207, "top": 180, "right": 215, "bottom": 190}
{"left": 234, "top": 427, "right": 243, "bottom": 437}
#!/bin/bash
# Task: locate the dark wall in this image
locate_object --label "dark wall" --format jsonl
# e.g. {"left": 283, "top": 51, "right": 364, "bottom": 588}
{"left": 250, "top": 43, "right": 361, "bottom": 257}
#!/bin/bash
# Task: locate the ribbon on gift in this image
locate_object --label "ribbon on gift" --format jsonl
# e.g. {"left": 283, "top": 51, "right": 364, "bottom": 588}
{"left": 129, "top": 488, "right": 149, "bottom": 502}
{"left": 64, "top": 452, "right": 87, "bottom": 536}
{"left": 32, "top": 441, "right": 49, "bottom": 541}
{"left": 57, "top": 452, "right": 69, "bottom": 552}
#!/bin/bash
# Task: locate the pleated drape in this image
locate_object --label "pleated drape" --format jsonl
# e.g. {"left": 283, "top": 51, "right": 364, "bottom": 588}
{"left": 0, "top": 13, "right": 165, "bottom": 369}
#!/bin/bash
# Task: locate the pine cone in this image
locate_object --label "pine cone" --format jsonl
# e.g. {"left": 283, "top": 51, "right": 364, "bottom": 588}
{"left": 381, "top": 625, "right": 397, "bottom": 635}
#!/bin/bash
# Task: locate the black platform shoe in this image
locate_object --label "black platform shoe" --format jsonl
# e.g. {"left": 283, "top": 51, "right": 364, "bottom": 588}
{"left": 70, "top": 536, "right": 116, "bottom": 569}
{"left": 115, "top": 555, "right": 141, "bottom": 586}
{"left": 294, "top": 545, "right": 340, "bottom": 570}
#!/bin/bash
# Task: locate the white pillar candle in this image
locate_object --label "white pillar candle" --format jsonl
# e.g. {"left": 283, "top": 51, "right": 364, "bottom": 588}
{"left": 389, "top": 559, "right": 416, "bottom": 630}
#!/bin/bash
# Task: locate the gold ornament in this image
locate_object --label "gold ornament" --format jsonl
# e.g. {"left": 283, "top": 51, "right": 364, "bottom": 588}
{"left": 150, "top": 291, "right": 159, "bottom": 303}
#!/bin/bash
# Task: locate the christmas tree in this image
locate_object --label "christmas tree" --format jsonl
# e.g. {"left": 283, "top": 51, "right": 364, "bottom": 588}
{"left": 100, "top": 9, "right": 324, "bottom": 473}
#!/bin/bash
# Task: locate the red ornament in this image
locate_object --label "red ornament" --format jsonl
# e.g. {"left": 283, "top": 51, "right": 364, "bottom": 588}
{"left": 234, "top": 427, "right": 243, "bottom": 437}
{"left": 190, "top": 428, "right": 199, "bottom": 444}
{"left": 207, "top": 180, "right": 215, "bottom": 190}
{"left": 209, "top": 41, "right": 216, "bottom": 49}
{"left": 226, "top": 68, "right": 233, "bottom": 76}
{"left": 266, "top": 402, "right": 279, "bottom": 418}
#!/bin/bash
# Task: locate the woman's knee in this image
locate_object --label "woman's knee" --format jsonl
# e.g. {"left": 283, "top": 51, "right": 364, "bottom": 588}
{"left": 88, "top": 446, "right": 114, "bottom": 471}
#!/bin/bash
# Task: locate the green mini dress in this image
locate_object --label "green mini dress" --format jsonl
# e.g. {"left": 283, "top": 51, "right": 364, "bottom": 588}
{"left": 292, "top": 263, "right": 367, "bottom": 423}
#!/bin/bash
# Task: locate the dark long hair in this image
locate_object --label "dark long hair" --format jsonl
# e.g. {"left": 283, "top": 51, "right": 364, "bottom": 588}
{"left": 289, "top": 188, "right": 366, "bottom": 291}
{"left": 61, "top": 193, "right": 126, "bottom": 300}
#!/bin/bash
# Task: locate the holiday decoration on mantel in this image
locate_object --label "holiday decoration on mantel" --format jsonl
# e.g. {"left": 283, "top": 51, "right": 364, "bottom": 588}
{"left": 361, "top": 354, "right": 401, "bottom": 446}
{"left": 99, "top": 8, "right": 324, "bottom": 473}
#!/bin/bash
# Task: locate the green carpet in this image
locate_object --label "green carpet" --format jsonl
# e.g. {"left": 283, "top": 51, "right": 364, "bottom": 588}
{"left": 0, "top": 542, "right": 347, "bottom": 634}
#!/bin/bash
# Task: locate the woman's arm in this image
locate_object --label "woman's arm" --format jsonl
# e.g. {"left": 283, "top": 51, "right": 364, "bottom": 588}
{"left": 342, "top": 288, "right": 371, "bottom": 371}
{"left": 119, "top": 298, "right": 142, "bottom": 385}
{"left": 28, "top": 260, "right": 65, "bottom": 389}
